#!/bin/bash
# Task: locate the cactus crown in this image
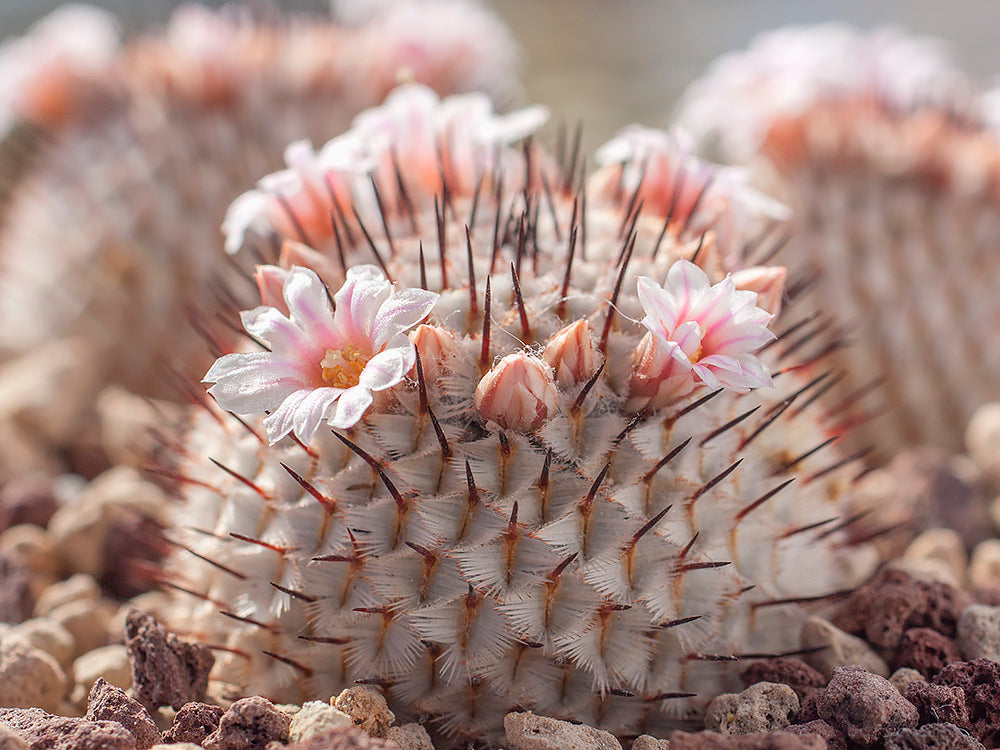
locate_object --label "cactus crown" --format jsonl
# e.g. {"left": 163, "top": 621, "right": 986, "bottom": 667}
{"left": 166, "top": 83, "right": 876, "bottom": 745}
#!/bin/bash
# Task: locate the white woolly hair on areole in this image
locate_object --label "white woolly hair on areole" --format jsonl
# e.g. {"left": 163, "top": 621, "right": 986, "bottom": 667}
{"left": 161, "top": 83, "right": 880, "bottom": 746}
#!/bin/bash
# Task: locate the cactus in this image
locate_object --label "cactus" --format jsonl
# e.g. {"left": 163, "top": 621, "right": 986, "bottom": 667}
{"left": 0, "top": 2, "right": 521, "bottom": 475}
{"left": 676, "top": 24, "right": 999, "bottom": 452}
{"left": 161, "top": 84, "right": 877, "bottom": 744}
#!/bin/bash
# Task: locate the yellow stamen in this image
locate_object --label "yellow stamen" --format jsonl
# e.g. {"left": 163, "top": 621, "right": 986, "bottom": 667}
{"left": 321, "top": 345, "right": 369, "bottom": 388}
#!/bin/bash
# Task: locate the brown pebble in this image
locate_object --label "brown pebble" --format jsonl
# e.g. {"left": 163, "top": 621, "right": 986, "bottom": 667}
{"left": 124, "top": 611, "right": 214, "bottom": 712}
{"left": 504, "top": 711, "right": 622, "bottom": 750}
{"left": 903, "top": 681, "right": 970, "bottom": 730}
{"left": 885, "top": 723, "right": 985, "bottom": 750}
{"left": 202, "top": 696, "right": 290, "bottom": 750}
{"left": 0, "top": 707, "right": 134, "bottom": 750}
{"left": 933, "top": 659, "right": 1000, "bottom": 745}
{"left": 86, "top": 678, "right": 160, "bottom": 750}
{"left": 818, "top": 665, "right": 918, "bottom": 745}
{"left": 632, "top": 736, "right": 670, "bottom": 750}
{"left": 0, "top": 476, "right": 59, "bottom": 531}
{"left": 100, "top": 514, "right": 165, "bottom": 600}
{"left": 0, "top": 553, "right": 32, "bottom": 625}
{"left": 333, "top": 687, "right": 395, "bottom": 739}
{"left": 740, "top": 658, "right": 826, "bottom": 699}
{"left": 280, "top": 726, "right": 404, "bottom": 748}
{"left": 666, "top": 730, "right": 825, "bottom": 750}
{"left": 894, "top": 627, "right": 961, "bottom": 677}
{"left": 162, "top": 702, "right": 223, "bottom": 745}
{"left": 784, "top": 720, "right": 845, "bottom": 750}
{"left": 0, "top": 723, "right": 28, "bottom": 750}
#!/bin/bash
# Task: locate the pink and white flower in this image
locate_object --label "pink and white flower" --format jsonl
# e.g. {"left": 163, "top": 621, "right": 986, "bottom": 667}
{"left": 205, "top": 264, "right": 438, "bottom": 444}
{"left": 627, "top": 259, "right": 775, "bottom": 411}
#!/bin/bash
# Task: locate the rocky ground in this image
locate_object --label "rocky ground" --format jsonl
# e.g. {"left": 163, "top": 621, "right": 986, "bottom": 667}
{"left": 3, "top": 398, "right": 1000, "bottom": 749}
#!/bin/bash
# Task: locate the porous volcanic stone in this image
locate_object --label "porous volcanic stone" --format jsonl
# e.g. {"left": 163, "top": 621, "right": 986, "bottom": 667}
{"left": 818, "top": 665, "right": 918, "bottom": 744}
{"left": 124, "top": 611, "right": 213, "bottom": 712}
{"left": 86, "top": 678, "right": 160, "bottom": 750}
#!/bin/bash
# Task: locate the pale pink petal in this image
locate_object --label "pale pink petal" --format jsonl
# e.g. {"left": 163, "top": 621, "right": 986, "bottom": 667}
{"left": 263, "top": 389, "right": 314, "bottom": 444}
{"left": 222, "top": 190, "right": 270, "bottom": 254}
{"left": 636, "top": 276, "right": 679, "bottom": 335}
{"left": 359, "top": 346, "right": 408, "bottom": 391}
{"left": 333, "top": 265, "right": 393, "bottom": 344}
{"left": 240, "top": 306, "right": 315, "bottom": 361}
{"left": 370, "top": 287, "right": 439, "bottom": 350}
{"left": 292, "top": 387, "right": 344, "bottom": 444}
{"left": 327, "top": 386, "right": 374, "bottom": 429}
{"left": 205, "top": 353, "right": 303, "bottom": 415}
{"left": 282, "top": 266, "right": 337, "bottom": 341}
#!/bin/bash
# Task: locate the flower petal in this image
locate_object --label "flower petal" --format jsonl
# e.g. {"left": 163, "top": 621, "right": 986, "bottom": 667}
{"left": 327, "top": 386, "right": 374, "bottom": 429}
{"left": 292, "top": 387, "right": 343, "bottom": 444}
{"left": 282, "top": 266, "right": 337, "bottom": 342}
{"left": 370, "top": 287, "right": 439, "bottom": 350}
{"left": 205, "top": 352, "right": 303, "bottom": 414}
{"left": 262, "top": 388, "right": 314, "bottom": 444}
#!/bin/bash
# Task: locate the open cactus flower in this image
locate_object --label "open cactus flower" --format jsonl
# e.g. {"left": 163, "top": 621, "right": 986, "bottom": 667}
{"left": 204, "top": 264, "right": 439, "bottom": 444}
{"left": 629, "top": 260, "right": 775, "bottom": 411}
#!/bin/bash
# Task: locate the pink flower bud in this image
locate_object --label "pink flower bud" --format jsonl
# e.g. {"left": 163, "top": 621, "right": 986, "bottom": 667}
{"left": 409, "top": 324, "right": 458, "bottom": 377}
{"left": 474, "top": 353, "right": 558, "bottom": 432}
{"left": 543, "top": 320, "right": 597, "bottom": 386}
{"left": 731, "top": 265, "right": 787, "bottom": 317}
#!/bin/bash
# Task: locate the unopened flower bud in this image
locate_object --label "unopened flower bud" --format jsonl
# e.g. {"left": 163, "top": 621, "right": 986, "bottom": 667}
{"left": 626, "top": 331, "right": 701, "bottom": 412}
{"left": 543, "top": 320, "right": 597, "bottom": 386}
{"left": 474, "top": 353, "right": 558, "bottom": 432}
{"left": 409, "top": 324, "right": 458, "bottom": 377}
{"left": 731, "top": 265, "right": 787, "bottom": 317}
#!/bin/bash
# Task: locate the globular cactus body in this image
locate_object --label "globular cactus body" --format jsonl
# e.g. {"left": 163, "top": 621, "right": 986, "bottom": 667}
{"left": 676, "top": 25, "right": 1000, "bottom": 452}
{"left": 162, "top": 86, "right": 877, "bottom": 744}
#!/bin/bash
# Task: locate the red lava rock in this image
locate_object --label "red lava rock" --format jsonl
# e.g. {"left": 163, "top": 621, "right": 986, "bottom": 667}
{"left": 202, "top": 696, "right": 290, "bottom": 750}
{"left": 740, "top": 659, "right": 827, "bottom": 699}
{"left": 818, "top": 665, "right": 919, "bottom": 745}
{"left": 0, "top": 476, "right": 59, "bottom": 531}
{"left": 86, "top": 678, "right": 160, "bottom": 750}
{"left": 884, "top": 723, "right": 985, "bottom": 750}
{"left": 895, "top": 628, "right": 962, "bottom": 678}
{"left": 162, "top": 701, "right": 224, "bottom": 745}
{"left": 0, "top": 707, "right": 135, "bottom": 750}
{"left": 833, "top": 570, "right": 971, "bottom": 649}
{"left": 277, "top": 726, "right": 404, "bottom": 748}
{"left": 124, "top": 610, "right": 214, "bottom": 712}
{"left": 665, "top": 730, "right": 825, "bottom": 750}
{"left": 904, "top": 681, "right": 970, "bottom": 730}
{"left": 0, "top": 553, "right": 32, "bottom": 625}
{"left": 784, "top": 720, "right": 846, "bottom": 750}
{"left": 796, "top": 689, "right": 825, "bottom": 724}
{"left": 933, "top": 659, "right": 1000, "bottom": 745}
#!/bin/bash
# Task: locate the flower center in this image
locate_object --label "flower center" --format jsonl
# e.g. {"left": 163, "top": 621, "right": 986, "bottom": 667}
{"left": 321, "top": 345, "right": 369, "bottom": 388}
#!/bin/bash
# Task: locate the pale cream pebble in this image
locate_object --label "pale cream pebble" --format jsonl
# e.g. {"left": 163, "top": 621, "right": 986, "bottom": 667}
{"left": 504, "top": 711, "right": 623, "bottom": 750}
{"left": 902, "top": 528, "right": 968, "bottom": 586}
{"left": 704, "top": 682, "right": 799, "bottom": 735}
{"left": 34, "top": 573, "right": 100, "bottom": 617}
{"left": 275, "top": 703, "right": 302, "bottom": 717}
{"left": 289, "top": 700, "right": 352, "bottom": 742}
{"left": 332, "top": 686, "right": 395, "bottom": 738}
{"left": 47, "top": 466, "right": 167, "bottom": 578}
{"left": 151, "top": 707, "right": 176, "bottom": 734}
{"left": 387, "top": 723, "right": 435, "bottom": 750}
{"left": 967, "top": 402, "right": 1000, "bottom": 486}
{"left": 0, "top": 640, "right": 68, "bottom": 713}
{"left": 9, "top": 617, "right": 75, "bottom": 669}
{"left": 47, "top": 597, "right": 114, "bottom": 658}
{"left": 889, "top": 667, "right": 926, "bottom": 694}
{"left": 957, "top": 604, "right": 1000, "bottom": 661}
{"left": 0, "top": 724, "right": 29, "bottom": 750}
{"left": 969, "top": 539, "right": 1000, "bottom": 590}
{"left": 149, "top": 745, "right": 202, "bottom": 750}
{"left": 0, "top": 524, "right": 61, "bottom": 598}
{"left": 631, "top": 736, "right": 669, "bottom": 750}
{"left": 889, "top": 557, "right": 962, "bottom": 588}
{"left": 73, "top": 644, "right": 131, "bottom": 694}
{"left": 801, "top": 616, "right": 890, "bottom": 679}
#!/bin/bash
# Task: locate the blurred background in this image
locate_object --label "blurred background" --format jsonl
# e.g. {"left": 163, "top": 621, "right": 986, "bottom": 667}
{"left": 5, "top": 0, "right": 1000, "bottom": 151}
